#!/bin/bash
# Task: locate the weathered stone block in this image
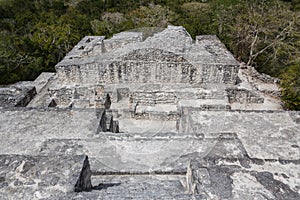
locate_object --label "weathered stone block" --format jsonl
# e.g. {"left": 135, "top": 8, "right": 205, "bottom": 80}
{"left": 0, "top": 85, "right": 36, "bottom": 108}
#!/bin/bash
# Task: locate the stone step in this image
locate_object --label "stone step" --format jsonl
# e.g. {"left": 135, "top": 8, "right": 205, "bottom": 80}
{"left": 134, "top": 104, "right": 180, "bottom": 120}
{"left": 87, "top": 174, "right": 197, "bottom": 199}
{"left": 179, "top": 99, "right": 231, "bottom": 111}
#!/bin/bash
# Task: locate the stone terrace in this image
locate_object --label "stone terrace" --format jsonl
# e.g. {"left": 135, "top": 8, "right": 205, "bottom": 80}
{"left": 0, "top": 26, "right": 299, "bottom": 199}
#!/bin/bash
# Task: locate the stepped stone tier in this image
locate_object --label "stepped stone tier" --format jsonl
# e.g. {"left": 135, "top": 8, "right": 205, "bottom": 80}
{"left": 0, "top": 26, "right": 299, "bottom": 199}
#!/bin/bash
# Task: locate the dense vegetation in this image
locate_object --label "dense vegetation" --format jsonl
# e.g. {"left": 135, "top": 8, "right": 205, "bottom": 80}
{"left": 0, "top": 0, "right": 300, "bottom": 110}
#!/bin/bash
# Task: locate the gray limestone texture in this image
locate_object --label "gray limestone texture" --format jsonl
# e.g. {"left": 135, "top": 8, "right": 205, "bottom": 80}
{"left": 0, "top": 84, "right": 36, "bottom": 108}
{"left": 0, "top": 26, "right": 299, "bottom": 199}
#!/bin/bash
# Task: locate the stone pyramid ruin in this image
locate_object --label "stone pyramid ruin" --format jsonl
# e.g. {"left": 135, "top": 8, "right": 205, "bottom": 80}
{"left": 0, "top": 26, "right": 299, "bottom": 199}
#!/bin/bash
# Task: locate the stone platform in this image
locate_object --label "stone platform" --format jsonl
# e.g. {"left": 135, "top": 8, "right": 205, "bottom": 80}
{"left": 0, "top": 26, "right": 298, "bottom": 199}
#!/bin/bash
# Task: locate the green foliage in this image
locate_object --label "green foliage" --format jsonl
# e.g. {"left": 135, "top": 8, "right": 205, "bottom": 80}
{"left": 176, "top": 2, "right": 213, "bottom": 36}
{"left": 0, "top": 0, "right": 90, "bottom": 84}
{"left": 280, "top": 62, "right": 300, "bottom": 110}
{"left": 127, "top": 4, "right": 177, "bottom": 28}
{"left": 210, "top": 1, "right": 300, "bottom": 74}
{"left": 0, "top": 0, "right": 300, "bottom": 109}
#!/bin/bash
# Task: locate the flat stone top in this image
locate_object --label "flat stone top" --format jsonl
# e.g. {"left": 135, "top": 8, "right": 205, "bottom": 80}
{"left": 1, "top": 107, "right": 298, "bottom": 167}
{"left": 65, "top": 36, "right": 105, "bottom": 59}
{"left": 0, "top": 107, "right": 299, "bottom": 198}
{"left": 13, "top": 72, "right": 55, "bottom": 93}
{"left": 0, "top": 106, "right": 298, "bottom": 156}
{"left": 106, "top": 31, "right": 143, "bottom": 40}
{"left": 57, "top": 26, "right": 239, "bottom": 66}
{"left": 0, "top": 154, "right": 86, "bottom": 200}
{"left": 187, "top": 110, "right": 300, "bottom": 160}
{"left": 0, "top": 108, "right": 99, "bottom": 155}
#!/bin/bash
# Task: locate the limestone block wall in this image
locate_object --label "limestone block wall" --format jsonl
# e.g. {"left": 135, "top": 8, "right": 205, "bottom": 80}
{"left": 200, "top": 64, "right": 239, "bottom": 84}
{"left": 193, "top": 89, "right": 226, "bottom": 100}
{"left": 130, "top": 91, "right": 177, "bottom": 105}
{"left": 226, "top": 88, "right": 264, "bottom": 104}
{"left": 48, "top": 85, "right": 105, "bottom": 108}
{"left": 56, "top": 61, "right": 239, "bottom": 85}
{"left": 48, "top": 87, "right": 73, "bottom": 107}
{"left": 134, "top": 111, "right": 180, "bottom": 121}
{"left": 103, "top": 61, "right": 198, "bottom": 84}
{"left": 56, "top": 61, "right": 198, "bottom": 85}
{"left": 56, "top": 30, "right": 241, "bottom": 85}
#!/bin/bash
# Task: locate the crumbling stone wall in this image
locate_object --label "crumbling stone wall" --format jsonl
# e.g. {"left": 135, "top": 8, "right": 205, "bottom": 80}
{"left": 48, "top": 85, "right": 105, "bottom": 108}
{"left": 56, "top": 61, "right": 238, "bottom": 85}
{"left": 131, "top": 91, "right": 177, "bottom": 105}
{"left": 226, "top": 88, "right": 264, "bottom": 104}
{"left": 56, "top": 61, "right": 198, "bottom": 85}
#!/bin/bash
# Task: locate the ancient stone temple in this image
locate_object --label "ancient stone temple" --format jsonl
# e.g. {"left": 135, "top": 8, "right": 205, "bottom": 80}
{"left": 0, "top": 26, "right": 299, "bottom": 199}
